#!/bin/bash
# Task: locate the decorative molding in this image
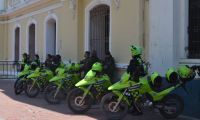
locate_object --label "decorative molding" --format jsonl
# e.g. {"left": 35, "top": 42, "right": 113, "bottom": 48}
{"left": 6, "top": 0, "right": 41, "bottom": 14}
{"left": 179, "top": 59, "right": 200, "bottom": 65}
{"left": 116, "top": 63, "right": 128, "bottom": 69}
{"left": 114, "top": 0, "right": 120, "bottom": 9}
{"left": 0, "top": 2, "right": 63, "bottom": 24}
{"left": 69, "top": 0, "right": 77, "bottom": 19}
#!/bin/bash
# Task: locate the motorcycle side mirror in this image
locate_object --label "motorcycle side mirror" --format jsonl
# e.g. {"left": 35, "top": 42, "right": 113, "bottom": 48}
{"left": 197, "top": 66, "right": 200, "bottom": 76}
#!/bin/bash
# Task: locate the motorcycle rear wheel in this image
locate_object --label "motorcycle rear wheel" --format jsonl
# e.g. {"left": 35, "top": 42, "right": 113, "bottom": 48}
{"left": 159, "top": 94, "right": 184, "bottom": 119}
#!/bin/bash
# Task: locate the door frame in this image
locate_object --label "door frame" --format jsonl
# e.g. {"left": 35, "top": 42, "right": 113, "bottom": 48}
{"left": 84, "top": 0, "right": 112, "bottom": 52}
{"left": 26, "top": 19, "right": 37, "bottom": 56}
{"left": 43, "top": 13, "right": 58, "bottom": 61}
{"left": 13, "top": 24, "right": 21, "bottom": 61}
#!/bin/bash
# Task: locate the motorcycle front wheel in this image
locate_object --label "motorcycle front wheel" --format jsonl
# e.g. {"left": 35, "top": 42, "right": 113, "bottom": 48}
{"left": 44, "top": 84, "right": 65, "bottom": 104}
{"left": 25, "top": 79, "right": 40, "bottom": 98}
{"left": 100, "top": 93, "right": 128, "bottom": 120}
{"left": 159, "top": 94, "right": 184, "bottom": 119}
{"left": 14, "top": 78, "right": 21, "bottom": 89}
{"left": 14, "top": 80, "right": 25, "bottom": 95}
{"left": 67, "top": 88, "right": 93, "bottom": 114}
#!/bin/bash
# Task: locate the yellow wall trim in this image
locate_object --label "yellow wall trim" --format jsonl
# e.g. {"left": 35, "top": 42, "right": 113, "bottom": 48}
{"left": 0, "top": 2, "right": 63, "bottom": 24}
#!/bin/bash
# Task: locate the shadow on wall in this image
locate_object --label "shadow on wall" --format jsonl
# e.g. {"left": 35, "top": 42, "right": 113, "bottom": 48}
{"left": 172, "top": 80, "right": 200, "bottom": 119}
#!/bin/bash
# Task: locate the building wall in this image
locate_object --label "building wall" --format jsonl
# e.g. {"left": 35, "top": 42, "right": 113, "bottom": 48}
{"left": 78, "top": 0, "right": 145, "bottom": 67}
{"left": 0, "top": 24, "right": 4, "bottom": 59}
{"left": 0, "top": 0, "right": 4, "bottom": 11}
{"left": 1, "top": 0, "right": 145, "bottom": 67}
{"left": 148, "top": 0, "right": 198, "bottom": 75}
{"left": 0, "top": 22, "right": 8, "bottom": 60}
{"left": 149, "top": 0, "right": 175, "bottom": 75}
{"left": 111, "top": 0, "right": 144, "bottom": 65}
{"left": 4, "top": 0, "right": 78, "bottom": 62}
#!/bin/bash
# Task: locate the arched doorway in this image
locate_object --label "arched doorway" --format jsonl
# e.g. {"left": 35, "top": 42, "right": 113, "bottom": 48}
{"left": 28, "top": 24, "right": 36, "bottom": 60}
{"left": 14, "top": 27, "right": 20, "bottom": 61}
{"left": 46, "top": 18, "right": 56, "bottom": 55}
{"left": 89, "top": 5, "right": 110, "bottom": 59}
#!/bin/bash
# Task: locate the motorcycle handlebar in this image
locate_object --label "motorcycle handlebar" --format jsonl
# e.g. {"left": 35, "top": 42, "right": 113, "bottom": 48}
{"left": 190, "top": 65, "right": 200, "bottom": 76}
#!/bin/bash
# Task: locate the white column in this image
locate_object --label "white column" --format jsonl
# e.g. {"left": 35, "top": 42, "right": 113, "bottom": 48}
{"left": 0, "top": 0, "right": 5, "bottom": 10}
{"left": 149, "top": 0, "right": 174, "bottom": 75}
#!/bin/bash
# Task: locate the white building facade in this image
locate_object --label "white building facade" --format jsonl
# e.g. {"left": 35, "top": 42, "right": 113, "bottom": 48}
{"left": 149, "top": 0, "right": 200, "bottom": 75}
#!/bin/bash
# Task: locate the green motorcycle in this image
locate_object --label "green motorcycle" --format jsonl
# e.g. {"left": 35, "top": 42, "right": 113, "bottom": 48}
{"left": 100, "top": 65, "right": 199, "bottom": 120}
{"left": 14, "top": 63, "right": 36, "bottom": 95}
{"left": 25, "top": 67, "right": 54, "bottom": 98}
{"left": 44, "top": 63, "right": 81, "bottom": 104}
{"left": 67, "top": 62, "right": 112, "bottom": 114}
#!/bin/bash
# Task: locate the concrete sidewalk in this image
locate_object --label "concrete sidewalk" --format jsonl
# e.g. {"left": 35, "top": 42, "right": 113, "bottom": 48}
{"left": 0, "top": 80, "right": 199, "bottom": 120}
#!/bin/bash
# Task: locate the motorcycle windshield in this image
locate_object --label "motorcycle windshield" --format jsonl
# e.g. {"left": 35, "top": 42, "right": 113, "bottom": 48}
{"left": 24, "top": 65, "right": 30, "bottom": 71}
{"left": 137, "top": 77, "right": 151, "bottom": 94}
{"left": 120, "top": 72, "right": 131, "bottom": 82}
{"left": 75, "top": 70, "right": 96, "bottom": 87}
{"left": 18, "top": 65, "right": 30, "bottom": 77}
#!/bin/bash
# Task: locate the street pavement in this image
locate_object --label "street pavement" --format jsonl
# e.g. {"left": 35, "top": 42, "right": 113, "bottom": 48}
{"left": 0, "top": 80, "right": 199, "bottom": 120}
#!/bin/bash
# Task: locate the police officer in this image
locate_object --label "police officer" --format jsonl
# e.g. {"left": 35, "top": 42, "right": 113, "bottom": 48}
{"left": 80, "top": 51, "right": 91, "bottom": 75}
{"left": 127, "top": 45, "right": 146, "bottom": 83}
{"left": 34, "top": 54, "right": 40, "bottom": 66}
{"left": 103, "top": 51, "right": 116, "bottom": 80}
{"left": 127, "top": 45, "right": 147, "bottom": 115}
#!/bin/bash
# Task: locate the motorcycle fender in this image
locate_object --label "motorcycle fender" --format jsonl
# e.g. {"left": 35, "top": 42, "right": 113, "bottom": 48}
{"left": 150, "top": 86, "right": 177, "bottom": 101}
{"left": 75, "top": 79, "right": 95, "bottom": 87}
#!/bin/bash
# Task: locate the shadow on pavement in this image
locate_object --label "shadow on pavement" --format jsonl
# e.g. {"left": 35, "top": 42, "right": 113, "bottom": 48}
{"left": 0, "top": 80, "right": 199, "bottom": 120}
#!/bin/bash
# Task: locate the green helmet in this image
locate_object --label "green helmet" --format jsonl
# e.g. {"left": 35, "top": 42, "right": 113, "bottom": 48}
{"left": 150, "top": 72, "right": 162, "bottom": 87}
{"left": 177, "top": 65, "right": 192, "bottom": 79}
{"left": 92, "top": 62, "right": 103, "bottom": 72}
{"left": 30, "top": 62, "right": 37, "bottom": 69}
{"left": 166, "top": 68, "right": 178, "bottom": 83}
{"left": 130, "top": 45, "right": 142, "bottom": 56}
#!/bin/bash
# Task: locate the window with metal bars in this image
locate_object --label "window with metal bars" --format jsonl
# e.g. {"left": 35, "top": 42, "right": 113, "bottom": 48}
{"left": 89, "top": 5, "right": 110, "bottom": 60}
{"left": 188, "top": 0, "right": 200, "bottom": 58}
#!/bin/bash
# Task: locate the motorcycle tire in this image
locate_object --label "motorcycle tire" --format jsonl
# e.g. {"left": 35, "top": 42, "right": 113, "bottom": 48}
{"left": 67, "top": 88, "right": 93, "bottom": 114}
{"left": 100, "top": 93, "right": 128, "bottom": 120}
{"left": 159, "top": 94, "right": 184, "bottom": 119}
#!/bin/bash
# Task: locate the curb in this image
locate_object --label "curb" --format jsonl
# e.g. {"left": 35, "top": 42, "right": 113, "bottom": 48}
{"left": 180, "top": 115, "right": 200, "bottom": 120}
